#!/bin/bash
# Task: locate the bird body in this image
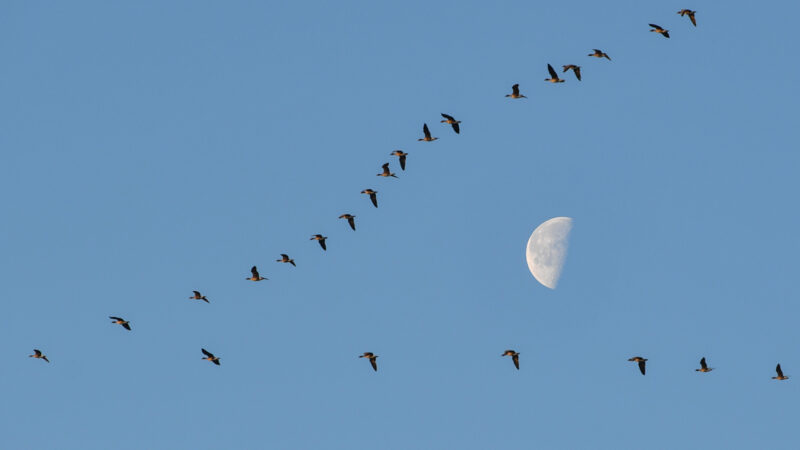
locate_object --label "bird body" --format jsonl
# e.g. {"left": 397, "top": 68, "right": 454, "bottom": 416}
{"left": 109, "top": 316, "right": 131, "bottom": 331}
{"left": 29, "top": 349, "right": 49, "bottom": 363}
{"left": 246, "top": 266, "right": 268, "bottom": 281}
{"left": 628, "top": 356, "right": 647, "bottom": 375}
{"left": 505, "top": 83, "right": 527, "bottom": 98}
{"left": 502, "top": 350, "right": 520, "bottom": 370}
{"left": 190, "top": 291, "right": 209, "bottom": 303}
{"left": 377, "top": 162, "right": 398, "bottom": 178}
{"left": 277, "top": 254, "right": 296, "bottom": 267}
{"left": 588, "top": 49, "right": 611, "bottom": 60}
{"left": 361, "top": 189, "right": 378, "bottom": 208}
{"left": 649, "top": 24, "right": 670, "bottom": 38}
{"left": 545, "top": 63, "right": 565, "bottom": 83}
{"left": 202, "top": 348, "right": 221, "bottom": 365}
{"left": 360, "top": 352, "right": 378, "bottom": 371}
{"left": 440, "top": 113, "right": 461, "bottom": 134}
{"left": 311, "top": 234, "right": 327, "bottom": 250}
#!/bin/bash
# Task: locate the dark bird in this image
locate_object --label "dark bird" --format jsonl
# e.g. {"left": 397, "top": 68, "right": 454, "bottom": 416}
{"left": 440, "top": 113, "right": 461, "bottom": 134}
{"left": 545, "top": 64, "right": 565, "bottom": 83}
{"left": 628, "top": 356, "right": 647, "bottom": 375}
{"left": 310, "top": 234, "right": 327, "bottom": 250}
{"left": 339, "top": 214, "right": 356, "bottom": 231}
{"left": 360, "top": 352, "right": 378, "bottom": 372}
{"left": 418, "top": 123, "right": 438, "bottom": 142}
{"left": 696, "top": 357, "right": 713, "bottom": 373}
{"left": 377, "top": 162, "right": 398, "bottom": 178}
{"left": 201, "top": 348, "right": 220, "bottom": 366}
{"left": 276, "top": 254, "right": 296, "bottom": 267}
{"left": 502, "top": 350, "right": 520, "bottom": 370}
{"left": 677, "top": 9, "right": 697, "bottom": 26}
{"left": 361, "top": 189, "right": 378, "bottom": 208}
{"left": 649, "top": 24, "right": 670, "bottom": 38}
{"left": 189, "top": 291, "right": 209, "bottom": 303}
{"left": 109, "top": 316, "right": 131, "bottom": 331}
{"left": 505, "top": 83, "right": 527, "bottom": 99}
{"left": 29, "top": 349, "right": 49, "bottom": 363}
{"left": 562, "top": 64, "right": 582, "bottom": 81}
{"left": 588, "top": 49, "right": 611, "bottom": 60}
{"left": 773, "top": 364, "right": 789, "bottom": 380}
{"left": 246, "top": 265, "right": 268, "bottom": 281}
{"left": 390, "top": 150, "right": 407, "bottom": 171}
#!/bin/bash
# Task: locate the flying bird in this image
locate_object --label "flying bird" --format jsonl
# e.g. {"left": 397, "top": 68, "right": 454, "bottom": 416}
{"left": 277, "top": 254, "right": 296, "bottom": 267}
{"left": 562, "top": 64, "right": 582, "bottom": 81}
{"left": 588, "top": 49, "right": 611, "bottom": 60}
{"left": 544, "top": 64, "right": 565, "bottom": 83}
{"left": 418, "top": 123, "right": 438, "bottom": 142}
{"left": 628, "top": 356, "right": 647, "bottom": 375}
{"left": 189, "top": 291, "right": 209, "bottom": 303}
{"left": 677, "top": 9, "right": 697, "bottom": 26}
{"left": 377, "top": 163, "right": 398, "bottom": 178}
{"left": 696, "top": 357, "right": 713, "bottom": 373}
{"left": 201, "top": 348, "right": 221, "bottom": 366}
{"left": 773, "top": 364, "right": 789, "bottom": 380}
{"left": 390, "top": 150, "right": 408, "bottom": 171}
{"left": 310, "top": 234, "right": 327, "bottom": 250}
{"left": 505, "top": 83, "right": 527, "bottom": 99}
{"left": 502, "top": 350, "right": 520, "bottom": 370}
{"left": 109, "top": 316, "right": 131, "bottom": 331}
{"left": 246, "top": 265, "right": 268, "bottom": 281}
{"left": 361, "top": 189, "right": 378, "bottom": 208}
{"left": 649, "top": 24, "right": 670, "bottom": 38}
{"left": 339, "top": 214, "right": 356, "bottom": 231}
{"left": 440, "top": 113, "right": 461, "bottom": 134}
{"left": 29, "top": 349, "right": 49, "bottom": 363}
{"left": 360, "top": 352, "right": 378, "bottom": 372}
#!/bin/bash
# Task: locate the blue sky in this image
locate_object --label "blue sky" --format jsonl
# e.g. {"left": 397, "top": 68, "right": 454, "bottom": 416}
{"left": 2, "top": 1, "right": 799, "bottom": 448}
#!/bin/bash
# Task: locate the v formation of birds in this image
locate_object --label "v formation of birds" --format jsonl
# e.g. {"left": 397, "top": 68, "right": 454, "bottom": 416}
{"left": 23, "top": 9, "right": 790, "bottom": 381}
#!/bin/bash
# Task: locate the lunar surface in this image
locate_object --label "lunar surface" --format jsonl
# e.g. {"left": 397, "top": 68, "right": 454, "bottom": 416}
{"left": 526, "top": 217, "right": 573, "bottom": 289}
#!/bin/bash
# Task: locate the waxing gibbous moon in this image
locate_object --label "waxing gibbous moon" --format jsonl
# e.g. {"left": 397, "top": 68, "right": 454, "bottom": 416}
{"left": 526, "top": 217, "right": 573, "bottom": 289}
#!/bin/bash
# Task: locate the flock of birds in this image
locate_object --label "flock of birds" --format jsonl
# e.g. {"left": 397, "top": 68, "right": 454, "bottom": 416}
{"left": 24, "top": 8, "right": 792, "bottom": 382}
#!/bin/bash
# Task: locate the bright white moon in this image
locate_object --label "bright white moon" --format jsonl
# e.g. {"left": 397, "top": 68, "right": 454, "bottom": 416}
{"left": 526, "top": 217, "right": 573, "bottom": 289}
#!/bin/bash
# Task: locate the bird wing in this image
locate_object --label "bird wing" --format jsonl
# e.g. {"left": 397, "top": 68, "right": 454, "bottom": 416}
{"left": 281, "top": 254, "right": 289, "bottom": 259}
{"left": 663, "top": 31, "right": 670, "bottom": 38}
{"left": 348, "top": 217, "right": 356, "bottom": 230}
{"left": 423, "top": 123, "right": 431, "bottom": 139}
{"left": 319, "top": 240, "right": 327, "bottom": 250}
{"left": 649, "top": 24, "right": 662, "bottom": 30}
{"left": 452, "top": 123, "right": 460, "bottom": 134}
{"left": 512, "top": 84, "right": 520, "bottom": 96}
{"left": 370, "top": 193, "right": 378, "bottom": 208}
{"left": 109, "top": 316, "right": 123, "bottom": 321}
{"left": 123, "top": 323, "right": 131, "bottom": 330}
{"left": 700, "top": 358, "right": 707, "bottom": 370}
{"left": 689, "top": 12, "right": 696, "bottom": 26}
{"left": 777, "top": 364, "right": 784, "bottom": 377}
{"left": 213, "top": 359, "right": 220, "bottom": 366}
{"left": 547, "top": 64, "right": 558, "bottom": 79}
{"left": 370, "top": 358, "right": 378, "bottom": 371}
{"left": 202, "top": 348, "right": 214, "bottom": 357}
{"left": 192, "top": 291, "right": 201, "bottom": 297}
{"left": 441, "top": 113, "right": 454, "bottom": 121}
{"left": 251, "top": 266, "right": 258, "bottom": 276}
{"left": 512, "top": 354, "right": 520, "bottom": 370}
{"left": 638, "top": 360, "right": 646, "bottom": 375}
{"left": 34, "top": 349, "right": 42, "bottom": 356}
{"left": 399, "top": 155, "right": 406, "bottom": 170}
{"left": 574, "top": 67, "right": 582, "bottom": 81}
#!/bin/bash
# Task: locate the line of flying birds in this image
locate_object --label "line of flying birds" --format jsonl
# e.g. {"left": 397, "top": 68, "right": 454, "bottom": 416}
{"left": 24, "top": 8, "right": 791, "bottom": 381}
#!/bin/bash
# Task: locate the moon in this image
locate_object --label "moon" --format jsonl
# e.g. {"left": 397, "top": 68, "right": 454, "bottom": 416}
{"left": 526, "top": 217, "right": 573, "bottom": 289}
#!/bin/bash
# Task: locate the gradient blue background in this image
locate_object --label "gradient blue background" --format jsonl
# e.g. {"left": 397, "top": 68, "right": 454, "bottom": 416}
{"left": 2, "top": 1, "right": 798, "bottom": 448}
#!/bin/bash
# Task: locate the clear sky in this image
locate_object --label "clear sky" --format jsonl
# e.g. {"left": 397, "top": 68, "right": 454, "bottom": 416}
{"left": 2, "top": 1, "right": 799, "bottom": 449}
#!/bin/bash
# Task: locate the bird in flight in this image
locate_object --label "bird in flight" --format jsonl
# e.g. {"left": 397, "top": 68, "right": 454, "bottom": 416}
{"left": 339, "top": 214, "right": 356, "bottom": 231}
{"left": 628, "top": 356, "right": 647, "bottom": 375}
{"left": 677, "top": 9, "right": 697, "bottom": 26}
{"left": 695, "top": 357, "right": 713, "bottom": 373}
{"left": 505, "top": 83, "right": 527, "bottom": 99}
{"left": 390, "top": 150, "right": 408, "bottom": 171}
{"left": 588, "top": 49, "right": 611, "bottom": 60}
{"left": 109, "top": 316, "right": 131, "bottom": 331}
{"left": 502, "top": 350, "right": 520, "bottom": 370}
{"left": 201, "top": 348, "right": 221, "bottom": 366}
{"left": 649, "top": 24, "right": 670, "bottom": 38}
{"left": 246, "top": 266, "right": 268, "bottom": 281}
{"left": 377, "top": 162, "right": 398, "bottom": 178}
{"left": 361, "top": 189, "right": 378, "bottom": 208}
{"left": 544, "top": 64, "right": 565, "bottom": 83}
{"left": 773, "top": 364, "right": 789, "bottom": 380}
{"left": 277, "top": 254, "right": 296, "bottom": 267}
{"left": 440, "top": 113, "right": 461, "bottom": 134}
{"left": 418, "top": 123, "right": 438, "bottom": 142}
{"left": 360, "top": 352, "right": 378, "bottom": 372}
{"left": 30, "top": 349, "right": 49, "bottom": 363}
{"left": 562, "top": 64, "right": 581, "bottom": 81}
{"left": 189, "top": 291, "right": 209, "bottom": 303}
{"left": 310, "top": 234, "right": 327, "bottom": 250}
